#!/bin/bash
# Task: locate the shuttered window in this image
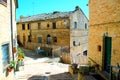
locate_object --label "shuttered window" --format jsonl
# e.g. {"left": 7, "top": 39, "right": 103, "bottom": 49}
{"left": 2, "top": 43, "right": 10, "bottom": 67}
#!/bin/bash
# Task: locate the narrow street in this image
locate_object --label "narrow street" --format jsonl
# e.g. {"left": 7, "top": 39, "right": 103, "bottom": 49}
{"left": 15, "top": 48, "right": 73, "bottom": 80}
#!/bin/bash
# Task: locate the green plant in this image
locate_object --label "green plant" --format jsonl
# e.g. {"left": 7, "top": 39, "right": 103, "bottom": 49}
{"left": 8, "top": 61, "right": 16, "bottom": 69}
{"left": 18, "top": 48, "right": 25, "bottom": 57}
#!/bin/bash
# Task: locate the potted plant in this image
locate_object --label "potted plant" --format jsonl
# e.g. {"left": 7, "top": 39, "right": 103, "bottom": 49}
{"left": 7, "top": 61, "right": 16, "bottom": 72}
{"left": 18, "top": 48, "right": 24, "bottom": 60}
{"left": 17, "top": 48, "right": 25, "bottom": 67}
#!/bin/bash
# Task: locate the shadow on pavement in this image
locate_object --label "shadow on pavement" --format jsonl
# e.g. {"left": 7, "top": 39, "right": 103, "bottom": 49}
{"left": 22, "top": 48, "right": 53, "bottom": 60}
{"left": 28, "top": 72, "right": 74, "bottom": 80}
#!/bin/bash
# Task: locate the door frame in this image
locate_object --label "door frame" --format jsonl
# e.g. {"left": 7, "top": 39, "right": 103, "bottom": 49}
{"left": 102, "top": 36, "right": 112, "bottom": 73}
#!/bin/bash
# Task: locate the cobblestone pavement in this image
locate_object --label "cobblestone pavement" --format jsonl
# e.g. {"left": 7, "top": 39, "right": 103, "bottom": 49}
{"left": 15, "top": 48, "right": 73, "bottom": 80}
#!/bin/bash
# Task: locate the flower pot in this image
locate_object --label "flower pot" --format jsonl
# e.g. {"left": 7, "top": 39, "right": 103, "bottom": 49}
{"left": 7, "top": 68, "right": 12, "bottom": 72}
{"left": 13, "top": 47, "right": 17, "bottom": 53}
{"left": 18, "top": 56, "right": 24, "bottom": 59}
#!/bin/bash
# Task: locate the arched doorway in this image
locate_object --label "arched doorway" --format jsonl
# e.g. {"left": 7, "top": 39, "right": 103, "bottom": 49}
{"left": 47, "top": 34, "right": 51, "bottom": 44}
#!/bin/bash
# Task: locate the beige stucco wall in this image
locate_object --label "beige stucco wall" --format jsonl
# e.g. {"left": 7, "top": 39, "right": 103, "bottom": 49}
{"left": 0, "top": 0, "right": 17, "bottom": 79}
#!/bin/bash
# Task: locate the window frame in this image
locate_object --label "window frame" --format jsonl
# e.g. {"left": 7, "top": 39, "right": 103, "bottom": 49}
{"left": 47, "top": 35, "right": 51, "bottom": 44}
{"left": 38, "top": 37, "right": 42, "bottom": 43}
{"left": 22, "top": 24, "right": 25, "bottom": 30}
{"left": 38, "top": 23, "right": 41, "bottom": 29}
{"left": 0, "top": 0, "right": 7, "bottom": 6}
{"left": 28, "top": 35, "right": 31, "bottom": 42}
{"left": 47, "top": 24, "right": 50, "bottom": 28}
{"left": 74, "top": 22, "right": 77, "bottom": 29}
{"left": 1, "top": 43, "right": 10, "bottom": 72}
{"left": 63, "top": 19, "right": 67, "bottom": 25}
{"left": 53, "top": 22, "right": 56, "bottom": 29}
{"left": 73, "top": 41, "right": 76, "bottom": 46}
{"left": 27, "top": 23, "right": 30, "bottom": 30}
{"left": 85, "top": 23, "right": 87, "bottom": 29}
{"left": 53, "top": 37, "right": 57, "bottom": 43}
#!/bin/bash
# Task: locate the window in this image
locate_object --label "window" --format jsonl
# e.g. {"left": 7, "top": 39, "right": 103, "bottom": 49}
{"left": 28, "top": 35, "right": 31, "bottom": 42}
{"left": 47, "top": 35, "right": 51, "bottom": 44}
{"left": 53, "top": 37, "right": 57, "bottom": 42}
{"left": 0, "top": 0, "right": 7, "bottom": 6}
{"left": 73, "top": 41, "right": 76, "bottom": 46}
{"left": 85, "top": 23, "right": 87, "bottom": 29}
{"left": 38, "top": 23, "right": 41, "bottom": 29}
{"left": 2, "top": 43, "right": 10, "bottom": 67}
{"left": 83, "top": 50, "right": 87, "bottom": 56}
{"left": 74, "top": 22, "right": 77, "bottom": 29}
{"left": 63, "top": 19, "right": 67, "bottom": 25}
{"left": 53, "top": 22, "right": 56, "bottom": 29}
{"left": 22, "top": 24, "right": 25, "bottom": 30}
{"left": 98, "top": 45, "right": 101, "bottom": 51}
{"left": 38, "top": 37, "right": 42, "bottom": 43}
{"left": 47, "top": 24, "right": 50, "bottom": 28}
{"left": 27, "top": 24, "right": 30, "bottom": 30}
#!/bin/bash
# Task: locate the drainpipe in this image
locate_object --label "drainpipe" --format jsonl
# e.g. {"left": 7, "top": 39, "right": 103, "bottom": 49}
{"left": 10, "top": 0, "right": 14, "bottom": 61}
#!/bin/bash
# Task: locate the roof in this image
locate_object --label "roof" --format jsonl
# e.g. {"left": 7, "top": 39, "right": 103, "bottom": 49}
{"left": 18, "top": 11, "right": 73, "bottom": 23}
{"left": 17, "top": 6, "right": 88, "bottom": 23}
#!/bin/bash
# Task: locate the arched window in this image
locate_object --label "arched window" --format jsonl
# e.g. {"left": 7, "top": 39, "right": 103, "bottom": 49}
{"left": 47, "top": 34, "right": 51, "bottom": 44}
{"left": 47, "top": 24, "right": 50, "bottom": 28}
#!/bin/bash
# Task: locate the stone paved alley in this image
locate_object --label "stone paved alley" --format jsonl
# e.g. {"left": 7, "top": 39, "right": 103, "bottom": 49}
{"left": 15, "top": 48, "right": 73, "bottom": 80}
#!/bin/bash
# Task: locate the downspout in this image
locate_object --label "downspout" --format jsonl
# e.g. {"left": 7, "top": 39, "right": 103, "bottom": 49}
{"left": 10, "top": 0, "right": 14, "bottom": 61}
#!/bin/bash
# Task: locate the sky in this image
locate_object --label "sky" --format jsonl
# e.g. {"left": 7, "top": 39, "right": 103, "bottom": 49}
{"left": 16, "top": 0, "right": 89, "bottom": 20}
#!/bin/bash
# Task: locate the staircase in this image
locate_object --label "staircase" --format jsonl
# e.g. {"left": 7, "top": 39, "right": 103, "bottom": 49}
{"left": 97, "top": 71, "right": 109, "bottom": 80}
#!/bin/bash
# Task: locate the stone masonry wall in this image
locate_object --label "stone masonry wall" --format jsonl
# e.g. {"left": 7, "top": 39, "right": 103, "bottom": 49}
{"left": 89, "top": 0, "right": 120, "bottom": 70}
{"left": 89, "top": 0, "right": 120, "bottom": 25}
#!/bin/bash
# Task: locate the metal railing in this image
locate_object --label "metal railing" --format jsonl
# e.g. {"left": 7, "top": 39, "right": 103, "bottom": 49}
{"left": 109, "top": 64, "right": 120, "bottom": 80}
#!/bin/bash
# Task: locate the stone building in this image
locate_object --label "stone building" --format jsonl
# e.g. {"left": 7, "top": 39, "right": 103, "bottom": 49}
{"left": 0, "top": 0, "right": 18, "bottom": 79}
{"left": 17, "top": 6, "right": 88, "bottom": 63}
{"left": 88, "top": 0, "right": 120, "bottom": 79}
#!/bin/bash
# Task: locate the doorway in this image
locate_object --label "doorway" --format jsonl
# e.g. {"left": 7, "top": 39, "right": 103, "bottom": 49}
{"left": 103, "top": 37, "right": 112, "bottom": 73}
{"left": 47, "top": 34, "right": 51, "bottom": 44}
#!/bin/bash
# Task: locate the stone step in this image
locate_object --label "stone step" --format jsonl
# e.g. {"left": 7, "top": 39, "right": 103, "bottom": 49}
{"left": 97, "top": 71, "right": 109, "bottom": 80}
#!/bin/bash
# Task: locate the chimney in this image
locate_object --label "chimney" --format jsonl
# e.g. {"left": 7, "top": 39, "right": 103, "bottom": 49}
{"left": 75, "top": 6, "right": 80, "bottom": 11}
{"left": 53, "top": 11, "right": 60, "bottom": 14}
{"left": 20, "top": 15, "right": 24, "bottom": 19}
